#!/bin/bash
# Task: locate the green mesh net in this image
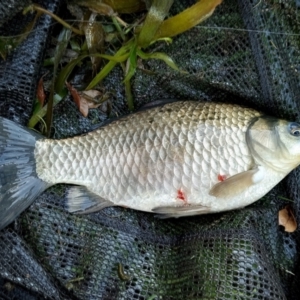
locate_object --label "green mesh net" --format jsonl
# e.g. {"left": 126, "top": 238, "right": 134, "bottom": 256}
{"left": 0, "top": 0, "right": 300, "bottom": 299}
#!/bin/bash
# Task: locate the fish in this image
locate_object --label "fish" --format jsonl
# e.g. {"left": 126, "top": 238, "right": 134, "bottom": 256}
{"left": 1, "top": 100, "right": 300, "bottom": 230}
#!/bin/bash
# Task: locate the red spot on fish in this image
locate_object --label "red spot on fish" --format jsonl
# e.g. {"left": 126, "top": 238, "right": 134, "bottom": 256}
{"left": 218, "top": 174, "right": 226, "bottom": 182}
{"left": 177, "top": 189, "right": 186, "bottom": 202}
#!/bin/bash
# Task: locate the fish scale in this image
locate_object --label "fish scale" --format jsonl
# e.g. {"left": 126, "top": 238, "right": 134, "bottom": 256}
{"left": 34, "top": 101, "right": 262, "bottom": 213}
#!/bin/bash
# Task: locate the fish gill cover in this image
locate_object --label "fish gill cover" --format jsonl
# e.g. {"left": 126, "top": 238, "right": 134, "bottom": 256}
{"left": 0, "top": 0, "right": 300, "bottom": 299}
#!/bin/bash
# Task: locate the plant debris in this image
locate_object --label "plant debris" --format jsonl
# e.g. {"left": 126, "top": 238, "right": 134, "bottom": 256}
{"left": 36, "top": 73, "right": 49, "bottom": 106}
{"left": 22, "top": 0, "right": 222, "bottom": 132}
{"left": 0, "top": 9, "right": 42, "bottom": 60}
{"left": 66, "top": 82, "right": 110, "bottom": 117}
{"left": 117, "top": 263, "right": 131, "bottom": 281}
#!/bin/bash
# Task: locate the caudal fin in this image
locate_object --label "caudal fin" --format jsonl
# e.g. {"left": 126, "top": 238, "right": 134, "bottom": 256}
{"left": 0, "top": 117, "right": 50, "bottom": 230}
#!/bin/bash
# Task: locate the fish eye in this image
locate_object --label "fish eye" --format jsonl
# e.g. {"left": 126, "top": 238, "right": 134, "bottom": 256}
{"left": 289, "top": 122, "right": 300, "bottom": 137}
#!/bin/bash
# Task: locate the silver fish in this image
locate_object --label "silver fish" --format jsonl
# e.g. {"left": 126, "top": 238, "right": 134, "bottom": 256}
{"left": 1, "top": 101, "right": 300, "bottom": 230}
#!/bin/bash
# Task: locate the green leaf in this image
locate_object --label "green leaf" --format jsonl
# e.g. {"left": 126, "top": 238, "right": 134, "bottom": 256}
{"left": 123, "top": 44, "right": 137, "bottom": 83}
{"left": 54, "top": 28, "right": 72, "bottom": 69}
{"left": 55, "top": 52, "right": 129, "bottom": 93}
{"left": 137, "top": 49, "right": 180, "bottom": 71}
{"left": 55, "top": 54, "right": 85, "bottom": 93}
{"left": 69, "top": 39, "right": 81, "bottom": 52}
{"left": 85, "top": 41, "right": 133, "bottom": 90}
{"left": 154, "top": 0, "right": 222, "bottom": 39}
{"left": 28, "top": 91, "right": 67, "bottom": 129}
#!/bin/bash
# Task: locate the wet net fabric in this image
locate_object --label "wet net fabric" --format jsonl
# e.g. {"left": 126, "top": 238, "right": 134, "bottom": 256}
{"left": 0, "top": 0, "right": 300, "bottom": 299}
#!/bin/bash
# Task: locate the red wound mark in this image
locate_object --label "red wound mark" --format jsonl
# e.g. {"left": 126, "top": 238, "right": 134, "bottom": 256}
{"left": 218, "top": 174, "right": 226, "bottom": 182}
{"left": 177, "top": 189, "right": 186, "bottom": 202}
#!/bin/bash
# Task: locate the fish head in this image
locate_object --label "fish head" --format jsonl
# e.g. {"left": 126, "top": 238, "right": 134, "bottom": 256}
{"left": 247, "top": 117, "right": 300, "bottom": 173}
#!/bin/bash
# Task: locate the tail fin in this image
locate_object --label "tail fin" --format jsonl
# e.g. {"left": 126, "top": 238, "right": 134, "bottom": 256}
{"left": 0, "top": 117, "right": 50, "bottom": 230}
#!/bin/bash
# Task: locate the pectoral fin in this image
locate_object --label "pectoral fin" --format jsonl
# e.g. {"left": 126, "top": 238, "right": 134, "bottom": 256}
{"left": 152, "top": 204, "right": 210, "bottom": 218}
{"left": 209, "top": 166, "right": 265, "bottom": 199}
{"left": 66, "top": 186, "right": 114, "bottom": 214}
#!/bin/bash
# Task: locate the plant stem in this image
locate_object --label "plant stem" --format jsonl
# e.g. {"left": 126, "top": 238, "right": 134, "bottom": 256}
{"left": 112, "top": 16, "right": 126, "bottom": 41}
{"left": 23, "top": 4, "right": 84, "bottom": 35}
{"left": 124, "top": 72, "right": 134, "bottom": 111}
{"left": 85, "top": 40, "right": 134, "bottom": 90}
{"left": 137, "top": 0, "right": 174, "bottom": 48}
{"left": 28, "top": 93, "right": 65, "bottom": 129}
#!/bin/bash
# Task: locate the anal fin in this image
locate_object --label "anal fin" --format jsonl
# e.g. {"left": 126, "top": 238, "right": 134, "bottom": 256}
{"left": 152, "top": 204, "right": 210, "bottom": 218}
{"left": 66, "top": 186, "right": 114, "bottom": 214}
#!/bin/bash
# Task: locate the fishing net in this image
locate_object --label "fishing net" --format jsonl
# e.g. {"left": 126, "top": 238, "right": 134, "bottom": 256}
{"left": 0, "top": 0, "right": 300, "bottom": 299}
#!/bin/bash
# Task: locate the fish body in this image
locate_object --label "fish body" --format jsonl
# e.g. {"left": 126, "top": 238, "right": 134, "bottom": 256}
{"left": 1, "top": 100, "right": 300, "bottom": 229}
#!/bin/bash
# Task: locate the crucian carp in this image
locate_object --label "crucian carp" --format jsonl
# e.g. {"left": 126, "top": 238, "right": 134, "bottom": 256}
{"left": 1, "top": 101, "right": 300, "bottom": 230}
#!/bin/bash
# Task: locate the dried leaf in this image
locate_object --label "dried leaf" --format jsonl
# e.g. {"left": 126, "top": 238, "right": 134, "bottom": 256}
{"left": 66, "top": 82, "right": 108, "bottom": 117}
{"left": 76, "top": 1, "right": 116, "bottom": 16}
{"left": 83, "top": 13, "right": 105, "bottom": 73}
{"left": 78, "top": 99, "right": 89, "bottom": 117}
{"left": 103, "top": 0, "right": 145, "bottom": 14}
{"left": 78, "top": 92, "right": 102, "bottom": 117}
{"left": 66, "top": 81, "right": 81, "bottom": 109}
{"left": 36, "top": 76, "right": 46, "bottom": 106}
{"left": 278, "top": 205, "right": 297, "bottom": 233}
{"left": 75, "top": 0, "right": 145, "bottom": 14}
{"left": 81, "top": 90, "right": 102, "bottom": 99}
